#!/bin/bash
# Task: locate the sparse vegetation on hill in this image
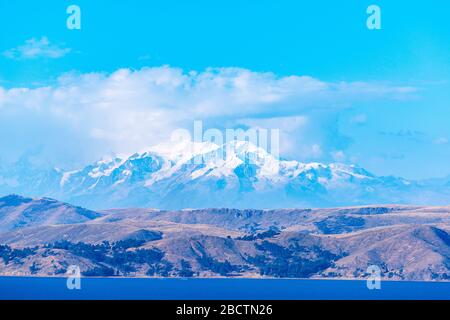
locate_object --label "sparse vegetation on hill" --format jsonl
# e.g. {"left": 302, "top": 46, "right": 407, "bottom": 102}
{"left": 46, "top": 240, "right": 168, "bottom": 276}
{"left": 1, "top": 196, "right": 450, "bottom": 280}
{"left": 0, "top": 244, "right": 37, "bottom": 265}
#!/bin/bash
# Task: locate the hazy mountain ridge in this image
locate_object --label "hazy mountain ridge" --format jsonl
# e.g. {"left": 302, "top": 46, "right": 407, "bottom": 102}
{"left": 0, "top": 195, "right": 102, "bottom": 233}
{"left": 0, "top": 195, "right": 449, "bottom": 280}
{"left": 0, "top": 141, "right": 449, "bottom": 209}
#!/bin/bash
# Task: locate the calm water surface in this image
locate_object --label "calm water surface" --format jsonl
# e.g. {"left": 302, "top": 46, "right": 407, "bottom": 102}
{"left": 0, "top": 277, "right": 449, "bottom": 300}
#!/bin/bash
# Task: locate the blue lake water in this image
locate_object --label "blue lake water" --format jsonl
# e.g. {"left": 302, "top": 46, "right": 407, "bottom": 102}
{"left": 0, "top": 277, "right": 449, "bottom": 300}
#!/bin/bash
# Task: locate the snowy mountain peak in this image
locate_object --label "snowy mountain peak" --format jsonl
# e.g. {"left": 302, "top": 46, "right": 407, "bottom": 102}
{"left": 0, "top": 140, "right": 448, "bottom": 210}
{"left": 147, "top": 140, "right": 220, "bottom": 163}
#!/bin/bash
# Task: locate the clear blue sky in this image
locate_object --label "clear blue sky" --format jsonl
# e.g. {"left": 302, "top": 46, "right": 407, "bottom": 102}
{"left": 0, "top": 0, "right": 449, "bottom": 179}
{"left": 1, "top": 0, "right": 450, "bottom": 82}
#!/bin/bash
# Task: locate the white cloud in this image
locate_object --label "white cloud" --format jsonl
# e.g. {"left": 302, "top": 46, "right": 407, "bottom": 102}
{"left": 434, "top": 137, "right": 449, "bottom": 145}
{"left": 310, "top": 144, "right": 323, "bottom": 158}
{"left": 350, "top": 114, "right": 368, "bottom": 125}
{"left": 237, "top": 116, "right": 308, "bottom": 157}
{"left": 331, "top": 150, "right": 346, "bottom": 162}
{"left": 3, "top": 37, "right": 71, "bottom": 60}
{"left": 0, "top": 66, "right": 418, "bottom": 167}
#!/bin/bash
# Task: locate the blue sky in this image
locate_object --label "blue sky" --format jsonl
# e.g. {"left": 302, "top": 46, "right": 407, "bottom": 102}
{"left": 0, "top": 0, "right": 449, "bottom": 180}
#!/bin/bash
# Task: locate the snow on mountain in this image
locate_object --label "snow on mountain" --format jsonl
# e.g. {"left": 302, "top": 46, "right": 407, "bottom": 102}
{"left": 0, "top": 140, "right": 448, "bottom": 209}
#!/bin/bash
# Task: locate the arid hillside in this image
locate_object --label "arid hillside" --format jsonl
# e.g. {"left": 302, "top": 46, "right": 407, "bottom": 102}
{"left": 0, "top": 195, "right": 449, "bottom": 281}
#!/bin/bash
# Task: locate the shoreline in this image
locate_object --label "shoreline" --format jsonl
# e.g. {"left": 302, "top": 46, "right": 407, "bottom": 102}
{"left": 1, "top": 275, "right": 449, "bottom": 284}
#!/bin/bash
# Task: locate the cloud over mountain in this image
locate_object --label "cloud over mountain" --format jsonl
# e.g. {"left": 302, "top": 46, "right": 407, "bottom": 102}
{"left": 0, "top": 66, "right": 417, "bottom": 169}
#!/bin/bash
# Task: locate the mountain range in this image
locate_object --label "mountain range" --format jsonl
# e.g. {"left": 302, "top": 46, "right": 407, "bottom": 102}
{"left": 0, "top": 141, "right": 449, "bottom": 210}
{"left": 0, "top": 195, "right": 449, "bottom": 280}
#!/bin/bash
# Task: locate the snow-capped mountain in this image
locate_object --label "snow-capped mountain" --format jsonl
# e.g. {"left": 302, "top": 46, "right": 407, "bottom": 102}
{"left": 0, "top": 140, "right": 448, "bottom": 209}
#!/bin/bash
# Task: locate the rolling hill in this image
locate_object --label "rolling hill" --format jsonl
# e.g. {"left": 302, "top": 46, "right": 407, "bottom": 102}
{"left": 0, "top": 195, "right": 449, "bottom": 280}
